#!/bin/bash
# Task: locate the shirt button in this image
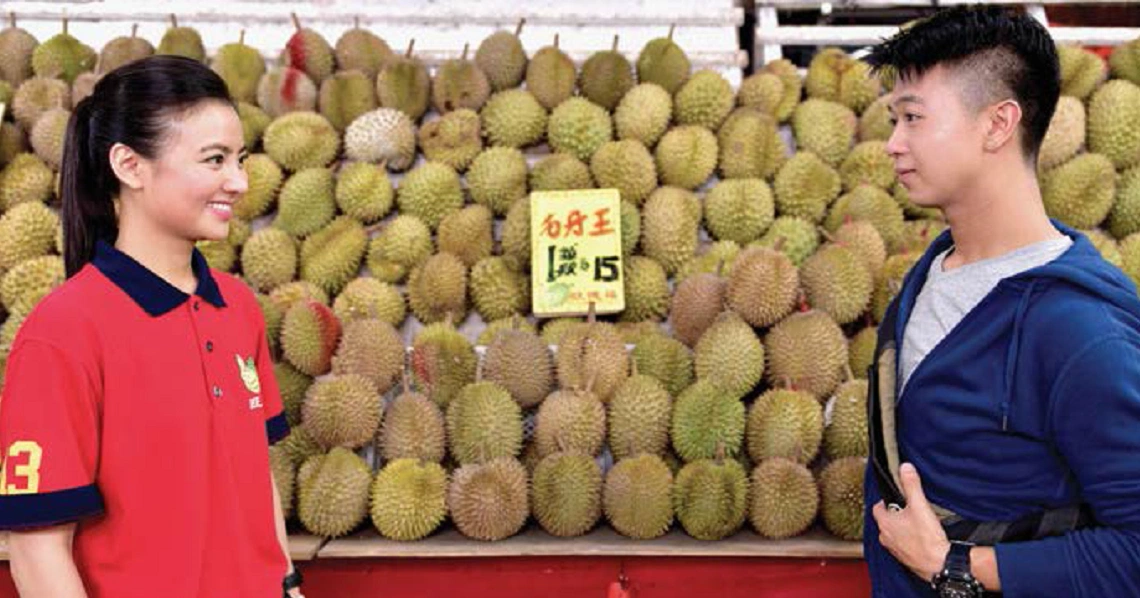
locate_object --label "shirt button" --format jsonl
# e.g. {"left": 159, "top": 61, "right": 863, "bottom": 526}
{"left": 206, "top": 341, "right": 214, "bottom": 352}
{"left": 193, "top": 301, "right": 200, "bottom": 311}
{"left": 212, "top": 385, "right": 222, "bottom": 398}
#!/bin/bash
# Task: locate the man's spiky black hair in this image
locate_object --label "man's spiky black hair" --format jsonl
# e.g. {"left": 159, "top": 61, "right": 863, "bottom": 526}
{"left": 866, "top": 5, "right": 1060, "bottom": 161}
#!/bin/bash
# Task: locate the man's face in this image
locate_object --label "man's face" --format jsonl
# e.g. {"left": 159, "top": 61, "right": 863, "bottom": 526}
{"left": 885, "top": 65, "right": 989, "bottom": 209}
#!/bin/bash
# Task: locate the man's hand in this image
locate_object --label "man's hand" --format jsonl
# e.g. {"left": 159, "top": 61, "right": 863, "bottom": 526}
{"left": 872, "top": 462, "right": 952, "bottom": 582}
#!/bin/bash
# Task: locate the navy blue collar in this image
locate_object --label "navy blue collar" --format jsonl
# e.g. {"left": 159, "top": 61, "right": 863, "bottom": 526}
{"left": 91, "top": 239, "right": 226, "bottom": 317}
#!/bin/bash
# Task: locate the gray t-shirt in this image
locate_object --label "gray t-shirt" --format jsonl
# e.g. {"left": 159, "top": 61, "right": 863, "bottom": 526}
{"left": 899, "top": 235, "right": 1073, "bottom": 392}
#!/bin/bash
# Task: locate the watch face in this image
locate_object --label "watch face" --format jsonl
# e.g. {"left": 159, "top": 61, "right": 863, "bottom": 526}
{"left": 939, "top": 580, "right": 982, "bottom": 598}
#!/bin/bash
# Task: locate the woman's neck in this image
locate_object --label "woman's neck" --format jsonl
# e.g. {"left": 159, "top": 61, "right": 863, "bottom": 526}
{"left": 114, "top": 210, "right": 198, "bottom": 294}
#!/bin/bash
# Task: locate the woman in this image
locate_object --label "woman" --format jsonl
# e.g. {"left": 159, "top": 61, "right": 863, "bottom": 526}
{"left": 0, "top": 56, "right": 303, "bottom": 597}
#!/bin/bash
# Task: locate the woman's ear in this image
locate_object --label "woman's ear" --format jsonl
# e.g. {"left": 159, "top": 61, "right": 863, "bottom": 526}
{"left": 108, "top": 142, "right": 144, "bottom": 190}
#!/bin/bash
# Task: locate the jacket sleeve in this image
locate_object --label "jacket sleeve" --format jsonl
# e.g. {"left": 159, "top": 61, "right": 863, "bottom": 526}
{"left": 995, "top": 336, "right": 1140, "bottom": 597}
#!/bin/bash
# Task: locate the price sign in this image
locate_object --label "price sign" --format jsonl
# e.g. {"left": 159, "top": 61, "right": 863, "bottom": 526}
{"left": 530, "top": 189, "right": 624, "bottom": 317}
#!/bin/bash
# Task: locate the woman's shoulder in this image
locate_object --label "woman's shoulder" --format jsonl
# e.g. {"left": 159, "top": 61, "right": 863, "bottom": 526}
{"left": 11, "top": 265, "right": 108, "bottom": 350}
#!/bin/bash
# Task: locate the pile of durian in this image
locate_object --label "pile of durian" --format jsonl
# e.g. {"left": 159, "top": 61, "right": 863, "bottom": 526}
{"left": 1, "top": 11, "right": 1139, "bottom": 544}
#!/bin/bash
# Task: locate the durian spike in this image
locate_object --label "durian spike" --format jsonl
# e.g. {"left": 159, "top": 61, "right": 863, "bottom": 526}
{"left": 514, "top": 18, "right": 526, "bottom": 36}
{"left": 611, "top": 35, "right": 619, "bottom": 52}
{"left": 461, "top": 43, "right": 469, "bottom": 61}
{"left": 169, "top": 14, "right": 178, "bottom": 28}
{"left": 405, "top": 39, "right": 416, "bottom": 58}
{"left": 668, "top": 24, "right": 676, "bottom": 41}
{"left": 290, "top": 12, "right": 302, "bottom": 32}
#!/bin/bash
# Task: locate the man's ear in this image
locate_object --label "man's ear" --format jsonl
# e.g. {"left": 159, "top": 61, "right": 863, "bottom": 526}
{"left": 108, "top": 142, "right": 145, "bottom": 190}
{"left": 983, "top": 99, "right": 1022, "bottom": 153}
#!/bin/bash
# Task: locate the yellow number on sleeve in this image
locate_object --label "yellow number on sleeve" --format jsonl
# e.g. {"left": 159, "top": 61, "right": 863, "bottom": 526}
{"left": 4, "top": 441, "right": 43, "bottom": 495}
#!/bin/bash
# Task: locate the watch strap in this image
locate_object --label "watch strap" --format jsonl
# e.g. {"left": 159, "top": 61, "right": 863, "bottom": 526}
{"left": 946, "top": 541, "right": 973, "bottom": 574}
{"left": 283, "top": 568, "right": 304, "bottom": 592}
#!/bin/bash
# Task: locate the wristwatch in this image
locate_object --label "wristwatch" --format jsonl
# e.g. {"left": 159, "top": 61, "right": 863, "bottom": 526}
{"left": 931, "top": 541, "right": 985, "bottom": 598}
{"left": 283, "top": 568, "right": 304, "bottom": 598}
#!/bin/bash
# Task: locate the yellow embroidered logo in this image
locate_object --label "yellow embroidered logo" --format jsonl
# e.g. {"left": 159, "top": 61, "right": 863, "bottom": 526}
{"left": 236, "top": 354, "right": 261, "bottom": 394}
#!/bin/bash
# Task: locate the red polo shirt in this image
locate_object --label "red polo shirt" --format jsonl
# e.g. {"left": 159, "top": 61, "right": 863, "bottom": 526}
{"left": 0, "top": 240, "right": 289, "bottom": 597}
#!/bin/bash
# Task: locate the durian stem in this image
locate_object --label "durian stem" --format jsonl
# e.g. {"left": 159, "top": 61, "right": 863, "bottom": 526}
{"left": 62, "top": 16, "right": 68, "bottom": 35}
{"left": 611, "top": 35, "right": 619, "bottom": 52}
{"left": 715, "top": 259, "right": 726, "bottom": 278}
{"left": 169, "top": 14, "right": 178, "bottom": 28}
{"left": 771, "top": 236, "right": 787, "bottom": 252}
{"left": 714, "top": 441, "right": 726, "bottom": 463}
{"left": 797, "top": 291, "right": 809, "bottom": 313}
{"left": 818, "top": 226, "right": 836, "bottom": 243}
{"left": 554, "top": 33, "right": 560, "bottom": 50}
{"left": 131, "top": 23, "right": 138, "bottom": 38}
{"left": 844, "top": 364, "right": 855, "bottom": 382}
{"left": 630, "top": 357, "right": 639, "bottom": 377}
{"left": 354, "top": 15, "right": 360, "bottom": 30}
{"left": 514, "top": 18, "right": 525, "bottom": 36}
{"left": 405, "top": 39, "right": 416, "bottom": 58}
{"left": 401, "top": 351, "right": 411, "bottom": 393}
{"left": 475, "top": 356, "right": 484, "bottom": 382}
{"left": 586, "top": 301, "right": 596, "bottom": 323}
{"left": 461, "top": 43, "right": 469, "bottom": 60}
{"left": 239, "top": 29, "right": 246, "bottom": 46}
{"left": 290, "top": 12, "right": 302, "bottom": 32}
{"left": 668, "top": 24, "right": 676, "bottom": 41}
{"left": 8, "top": 12, "right": 15, "bottom": 29}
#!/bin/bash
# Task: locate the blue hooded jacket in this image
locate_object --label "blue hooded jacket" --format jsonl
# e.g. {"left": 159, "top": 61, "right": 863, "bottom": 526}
{"left": 864, "top": 222, "right": 1140, "bottom": 597}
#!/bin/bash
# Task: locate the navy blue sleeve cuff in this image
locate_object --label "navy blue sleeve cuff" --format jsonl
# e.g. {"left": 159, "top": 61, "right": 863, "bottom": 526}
{"left": 266, "top": 411, "right": 290, "bottom": 445}
{"left": 0, "top": 484, "right": 104, "bottom": 530}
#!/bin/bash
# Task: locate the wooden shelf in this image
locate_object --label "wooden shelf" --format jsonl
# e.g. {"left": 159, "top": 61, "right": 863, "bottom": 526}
{"left": 0, "top": 532, "right": 322, "bottom": 562}
{"left": 318, "top": 524, "right": 863, "bottom": 560}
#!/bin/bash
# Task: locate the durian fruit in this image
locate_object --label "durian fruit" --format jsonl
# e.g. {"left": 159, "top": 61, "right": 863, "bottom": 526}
{"left": 1087, "top": 80, "right": 1140, "bottom": 171}
{"left": 470, "top": 256, "right": 529, "bottom": 323}
{"left": 0, "top": 201, "right": 58, "bottom": 270}
{"left": 241, "top": 228, "right": 297, "bottom": 292}
{"left": 630, "top": 333, "right": 692, "bottom": 398}
{"left": 1041, "top": 153, "right": 1116, "bottom": 230}
{"left": 0, "top": 14, "right": 38, "bottom": 86}
{"left": 748, "top": 458, "right": 818, "bottom": 540}
{"left": 1123, "top": 233, "right": 1140, "bottom": 288}
{"left": 333, "top": 276, "right": 405, "bottom": 327}
{"left": 370, "top": 459, "right": 448, "bottom": 541}
{"left": 616, "top": 321, "right": 663, "bottom": 345}
{"left": 11, "top": 77, "right": 68, "bottom": 130}
{"left": 297, "top": 448, "right": 373, "bottom": 538}
{"left": 407, "top": 252, "right": 468, "bottom": 324}
{"left": 483, "top": 324, "right": 554, "bottom": 409}
{"left": 726, "top": 246, "right": 798, "bottom": 328}
{"left": 447, "top": 380, "right": 523, "bottom": 465}
{"left": 670, "top": 269, "right": 726, "bottom": 347}
{"left": 833, "top": 220, "right": 887, "bottom": 274}
{"left": 1109, "top": 166, "right": 1140, "bottom": 239}
{"left": 499, "top": 197, "right": 531, "bottom": 271}
{"left": 526, "top": 35, "right": 577, "bottom": 110}
{"left": 437, "top": 205, "right": 493, "bottom": 268}
{"left": 534, "top": 388, "right": 607, "bottom": 458}
{"left": 280, "top": 13, "right": 335, "bottom": 84}
{"left": 676, "top": 241, "right": 740, "bottom": 281}
{"left": 211, "top": 30, "right": 265, "bottom": 104}
{"left": 609, "top": 372, "right": 673, "bottom": 460}
{"left": 380, "top": 383, "right": 447, "bottom": 463}
{"left": 69, "top": 72, "right": 97, "bottom": 110}
{"left": 237, "top": 102, "right": 271, "bottom": 151}
{"left": 755, "top": 216, "right": 820, "bottom": 266}
{"left": 279, "top": 426, "right": 323, "bottom": 469}
{"left": 655, "top": 125, "right": 718, "bottom": 191}
{"left": 672, "top": 456, "right": 748, "bottom": 540}
{"left": 1057, "top": 44, "right": 1108, "bottom": 101}
{"left": 759, "top": 58, "right": 803, "bottom": 122}
{"left": 800, "top": 243, "right": 873, "bottom": 325}
{"left": 411, "top": 320, "right": 477, "bottom": 408}
{"left": 419, "top": 109, "right": 483, "bottom": 171}
{"left": 256, "top": 67, "right": 318, "bottom": 117}
{"left": 268, "top": 445, "right": 295, "bottom": 518}
{"left": 717, "top": 107, "right": 787, "bottom": 181}
{"left": 704, "top": 178, "right": 775, "bottom": 245}
{"left": 805, "top": 48, "right": 881, "bottom": 114}
{"left": 480, "top": 89, "right": 548, "bottom": 149}
{"left": 0, "top": 254, "right": 63, "bottom": 314}
{"left": 335, "top": 161, "right": 393, "bottom": 223}
{"left": 344, "top": 107, "right": 417, "bottom": 171}
{"left": 636, "top": 26, "right": 690, "bottom": 94}
{"left": 774, "top": 151, "right": 842, "bottom": 223}
{"left": 476, "top": 317, "right": 538, "bottom": 345}
{"left": 318, "top": 70, "right": 378, "bottom": 132}
{"left": 376, "top": 40, "right": 431, "bottom": 122}
{"left": 532, "top": 451, "right": 603, "bottom": 537}
{"left": 737, "top": 71, "right": 785, "bottom": 121}
{"left": 366, "top": 215, "right": 433, "bottom": 283}
{"left": 1038, "top": 96, "right": 1086, "bottom": 170}
{"left": 530, "top": 153, "right": 594, "bottom": 191}
{"left": 825, "top": 184, "right": 906, "bottom": 253}
{"left": 858, "top": 95, "right": 893, "bottom": 142}
{"left": 819, "top": 456, "right": 867, "bottom": 541}
{"left": 693, "top": 311, "right": 765, "bottom": 400}
{"left": 467, "top": 147, "right": 528, "bottom": 215}
{"left": 621, "top": 256, "right": 670, "bottom": 323}
{"left": 331, "top": 318, "right": 404, "bottom": 395}
{"left": 197, "top": 238, "right": 236, "bottom": 272}
{"left": 540, "top": 317, "right": 584, "bottom": 346}
{"left": 0, "top": 152, "right": 53, "bottom": 208}
{"left": 334, "top": 18, "right": 392, "bottom": 80}
{"left": 555, "top": 318, "right": 630, "bottom": 403}
{"left": 614, "top": 83, "right": 673, "bottom": 148}
{"left": 848, "top": 326, "right": 877, "bottom": 380}
{"left": 872, "top": 252, "right": 922, "bottom": 322}
{"left": 792, "top": 99, "right": 857, "bottom": 168}
{"left": 746, "top": 388, "right": 822, "bottom": 465}
{"left": 448, "top": 457, "right": 529, "bottom": 541}
{"left": 269, "top": 280, "right": 329, "bottom": 313}
{"left": 299, "top": 216, "right": 367, "bottom": 295}
{"left": 591, "top": 139, "right": 657, "bottom": 205}
{"left": 621, "top": 199, "right": 642, "bottom": 256}
{"left": 840, "top": 141, "right": 895, "bottom": 191}
{"left": 263, "top": 111, "right": 339, "bottom": 171}
{"left": 825, "top": 378, "right": 869, "bottom": 459}
{"left": 97, "top": 24, "right": 153, "bottom": 74}
{"left": 396, "top": 162, "right": 464, "bottom": 231}
{"left": 892, "top": 181, "right": 943, "bottom": 221}
{"left": 274, "top": 167, "right": 336, "bottom": 237}
{"left": 547, "top": 97, "right": 613, "bottom": 162}
{"left": 671, "top": 378, "right": 746, "bottom": 463}
{"left": 31, "top": 19, "right": 95, "bottom": 84}
{"left": 766, "top": 308, "right": 848, "bottom": 400}
{"left": 281, "top": 299, "right": 341, "bottom": 376}
{"left": 579, "top": 35, "right": 634, "bottom": 111}
{"left": 432, "top": 43, "right": 491, "bottom": 113}
{"left": 302, "top": 374, "right": 381, "bottom": 449}
{"left": 641, "top": 186, "right": 700, "bottom": 275}
{"left": 675, "top": 69, "right": 735, "bottom": 131}
{"left": 604, "top": 453, "right": 674, "bottom": 539}
{"left": 1110, "top": 38, "right": 1140, "bottom": 85}
{"left": 476, "top": 20, "right": 528, "bottom": 92}
{"left": 1084, "top": 229, "right": 1123, "bottom": 267}
{"left": 0, "top": 123, "right": 29, "bottom": 168}
{"left": 274, "top": 361, "right": 311, "bottom": 427}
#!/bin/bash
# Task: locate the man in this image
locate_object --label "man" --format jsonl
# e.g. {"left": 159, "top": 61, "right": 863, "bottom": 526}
{"left": 862, "top": 6, "right": 1140, "bottom": 597}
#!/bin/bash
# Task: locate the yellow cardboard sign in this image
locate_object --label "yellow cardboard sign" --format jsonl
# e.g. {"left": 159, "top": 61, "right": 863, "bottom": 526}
{"left": 530, "top": 189, "right": 624, "bottom": 317}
